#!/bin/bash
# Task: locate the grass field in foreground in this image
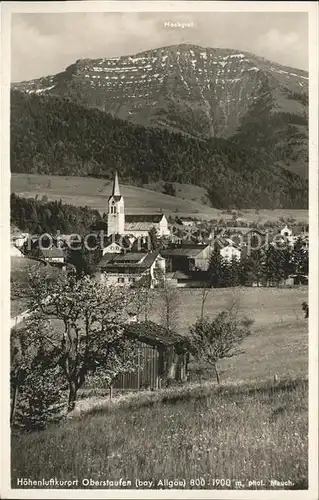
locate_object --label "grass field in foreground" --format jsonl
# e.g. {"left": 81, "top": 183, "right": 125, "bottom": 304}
{"left": 11, "top": 173, "right": 308, "bottom": 222}
{"left": 11, "top": 378, "right": 308, "bottom": 490}
{"left": 11, "top": 287, "right": 309, "bottom": 489}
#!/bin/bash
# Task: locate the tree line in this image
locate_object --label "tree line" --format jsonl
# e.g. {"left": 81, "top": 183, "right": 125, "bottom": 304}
{"left": 207, "top": 240, "right": 308, "bottom": 288}
{"left": 11, "top": 192, "right": 103, "bottom": 235}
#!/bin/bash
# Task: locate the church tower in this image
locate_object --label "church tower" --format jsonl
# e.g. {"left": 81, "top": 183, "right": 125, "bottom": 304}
{"left": 107, "top": 172, "right": 125, "bottom": 236}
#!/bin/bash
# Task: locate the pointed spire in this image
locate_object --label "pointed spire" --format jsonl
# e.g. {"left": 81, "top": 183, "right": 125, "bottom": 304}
{"left": 112, "top": 171, "right": 121, "bottom": 197}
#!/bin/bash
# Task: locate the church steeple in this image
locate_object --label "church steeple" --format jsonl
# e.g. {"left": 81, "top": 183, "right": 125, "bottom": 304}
{"left": 107, "top": 171, "right": 125, "bottom": 236}
{"left": 112, "top": 171, "right": 121, "bottom": 197}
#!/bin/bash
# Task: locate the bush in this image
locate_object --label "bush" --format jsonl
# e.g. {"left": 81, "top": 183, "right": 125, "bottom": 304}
{"left": 14, "top": 366, "right": 65, "bottom": 431}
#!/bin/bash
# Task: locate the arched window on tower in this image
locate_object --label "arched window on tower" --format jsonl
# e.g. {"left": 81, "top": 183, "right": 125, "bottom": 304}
{"left": 111, "top": 201, "right": 116, "bottom": 214}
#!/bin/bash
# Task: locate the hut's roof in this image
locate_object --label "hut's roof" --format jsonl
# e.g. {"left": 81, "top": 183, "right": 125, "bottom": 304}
{"left": 124, "top": 320, "right": 188, "bottom": 348}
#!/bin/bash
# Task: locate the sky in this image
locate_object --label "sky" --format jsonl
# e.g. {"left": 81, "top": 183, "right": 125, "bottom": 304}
{"left": 11, "top": 11, "right": 308, "bottom": 82}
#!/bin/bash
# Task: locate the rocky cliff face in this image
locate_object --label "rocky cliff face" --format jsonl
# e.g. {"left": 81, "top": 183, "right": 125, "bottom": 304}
{"left": 12, "top": 43, "right": 308, "bottom": 141}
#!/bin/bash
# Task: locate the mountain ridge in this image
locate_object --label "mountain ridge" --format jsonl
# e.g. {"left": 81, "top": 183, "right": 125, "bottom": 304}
{"left": 12, "top": 44, "right": 308, "bottom": 180}
{"left": 12, "top": 43, "right": 308, "bottom": 134}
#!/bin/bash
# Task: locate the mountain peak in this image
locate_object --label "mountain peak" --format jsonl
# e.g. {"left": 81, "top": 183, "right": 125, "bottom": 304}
{"left": 12, "top": 43, "right": 308, "bottom": 177}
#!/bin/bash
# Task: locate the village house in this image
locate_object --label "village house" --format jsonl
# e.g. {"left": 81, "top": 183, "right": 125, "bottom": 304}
{"left": 220, "top": 243, "right": 241, "bottom": 262}
{"left": 161, "top": 244, "right": 212, "bottom": 273}
{"left": 219, "top": 228, "right": 269, "bottom": 251}
{"left": 165, "top": 270, "right": 208, "bottom": 288}
{"left": 11, "top": 232, "right": 30, "bottom": 249}
{"left": 95, "top": 250, "right": 166, "bottom": 288}
{"left": 10, "top": 243, "right": 25, "bottom": 258}
{"left": 107, "top": 172, "right": 170, "bottom": 238}
{"left": 280, "top": 224, "right": 292, "bottom": 238}
{"left": 41, "top": 247, "right": 66, "bottom": 265}
{"left": 211, "top": 235, "right": 242, "bottom": 262}
{"left": 102, "top": 234, "right": 132, "bottom": 255}
{"left": 176, "top": 217, "right": 196, "bottom": 228}
{"left": 278, "top": 224, "right": 304, "bottom": 247}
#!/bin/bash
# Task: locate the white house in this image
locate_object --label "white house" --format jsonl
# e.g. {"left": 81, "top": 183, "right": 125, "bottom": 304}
{"left": 220, "top": 243, "right": 241, "bottom": 262}
{"left": 179, "top": 218, "right": 195, "bottom": 228}
{"left": 41, "top": 247, "right": 65, "bottom": 264}
{"left": 11, "top": 243, "right": 25, "bottom": 258}
{"left": 280, "top": 225, "right": 293, "bottom": 238}
{"left": 96, "top": 250, "right": 166, "bottom": 288}
{"left": 12, "top": 233, "right": 29, "bottom": 249}
{"left": 103, "top": 241, "right": 123, "bottom": 255}
{"left": 107, "top": 172, "right": 170, "bottom": 238}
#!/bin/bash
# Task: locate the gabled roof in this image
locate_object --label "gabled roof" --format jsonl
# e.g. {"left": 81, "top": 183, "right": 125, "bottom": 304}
{"left": 224, "top": 227, "right": 266, "bottom": 235}
{"left": 41, "top": 247, "right": 65, "bottom": 258}
{"left": 99, "top": 250, "right": 161, "bottom": 270}
{"left": 214, "top": 236, "right": 241, "bottom": 249}
{"left": 124, "top": 320, "right": 188, "bottom": 348}
{"left": 161, "top": 245, "right": 209, "bottom": 258}
{"left": 103, "top": 234, "right": 132, "bottom": 249}
{"left": 125, "top": 222, "right": 156, "bottom": 232}
{"left": 125, "top": 214, "right": 165, "bottom": 223}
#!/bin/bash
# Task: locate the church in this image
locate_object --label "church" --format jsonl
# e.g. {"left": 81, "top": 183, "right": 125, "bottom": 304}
{"left": 107, "top": 172, "right": 170, "bottom": 239}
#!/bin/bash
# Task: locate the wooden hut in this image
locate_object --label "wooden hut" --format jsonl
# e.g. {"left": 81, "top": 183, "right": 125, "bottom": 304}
{"left": 112, "top": 321, "right": 190, "bottom": 390}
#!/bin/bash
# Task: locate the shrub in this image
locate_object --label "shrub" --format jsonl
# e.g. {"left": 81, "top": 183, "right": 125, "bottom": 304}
{"left": 14, "top": 365, "right": 65, "bottom": 431}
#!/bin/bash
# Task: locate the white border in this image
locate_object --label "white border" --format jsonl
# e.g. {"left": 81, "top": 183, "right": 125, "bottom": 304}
{"left": 1, "top": 2, "right": 318, "bottom": 500}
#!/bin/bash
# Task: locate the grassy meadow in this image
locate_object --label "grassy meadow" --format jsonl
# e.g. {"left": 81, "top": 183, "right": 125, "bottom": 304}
{"left": 11, "top": 173, "right": 308, "bottom": 223}
{"left": 11, "top": 378, "right": 308, "bottom": 490}
{"left": 148, "top": 286, "right": 308, "bottom": 382}
{"left": 11, "top": 286, "right": 309, "bottom": 490}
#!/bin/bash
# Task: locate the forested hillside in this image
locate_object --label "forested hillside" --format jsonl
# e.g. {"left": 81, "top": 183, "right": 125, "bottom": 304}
{"left": 11, "top": 90, "right": 307, "bottom": 209}
{"left": 10, "top": 193, "right": 103, "bottom": 235}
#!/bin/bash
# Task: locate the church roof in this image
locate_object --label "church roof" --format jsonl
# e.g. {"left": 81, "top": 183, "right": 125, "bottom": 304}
{"left": 124, "top": 214, "right": 165, "bottom": 232}
{"left": 125, "top": 214, "right": 164, "bottom": 223}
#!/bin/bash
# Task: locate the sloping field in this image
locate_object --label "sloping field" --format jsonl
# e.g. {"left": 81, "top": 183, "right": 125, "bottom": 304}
{"left": 148, "top": 286, "right": 308, "bottom": 382}
{"left": 11, "top": 378, "right": 308, "bottom": 490}
{"left": 11, "top": 173, "right": 308, "bottom": 222}
{"left": 11, "top": 286, "right": 309, "bottom": 489}
{"left": 11, "top": 173, "right": 217, "bottom": 219}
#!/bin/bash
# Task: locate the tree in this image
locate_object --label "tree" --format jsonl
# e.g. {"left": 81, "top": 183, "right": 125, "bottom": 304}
{"left": 158, "top": 282, "right": 180, "bottom": 333}
{"left": 163, "top": 182, "right": 176, "bottom": 197}
{"left": 280, "top": 244, "right": 293, "bottom": 281}
{"left": 263, "top": 245, "right": 285, "bottom": 286}
{"left": 25, "top": 270, "right": 138, "bottom": 411}
{"left": 207, "top": 249, "right": 223, "bottom": 287}
{"left": 10, "top": 325, "right": 64, "bottom": 429}
{"left": 240, "top": 249, "right": 264, "bottom": 286}
{"left": 230, "top": 256, "right": 240, "bottom": 286}
{"left": 66, "top": 241, "right": 102, "bottom": 277}
{"left": 189, "top": 311, "right": 253, "bottom": 384}
{"left": 291, "top": 238, "right": 308, "bottom": 279}
{"left": 10, "top": 326, "right": 36, "bottom": 426}
{"left": 148, "top": 227, "right": 161, "bottom": 251}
